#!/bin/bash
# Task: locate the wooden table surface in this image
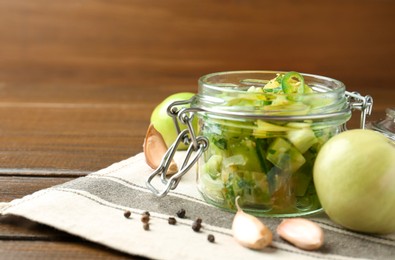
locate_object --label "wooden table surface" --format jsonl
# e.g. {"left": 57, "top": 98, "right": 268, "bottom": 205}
{"left": 0, "top": 0, "right": 394, "bottom": 259}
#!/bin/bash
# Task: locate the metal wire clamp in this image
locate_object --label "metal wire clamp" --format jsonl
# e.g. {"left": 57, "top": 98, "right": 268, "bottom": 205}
{"left": 346, "top": 91, "right": 373, "bottom": 129}
{"left": 146, "top": 101, "right": 209, "bottom": 197}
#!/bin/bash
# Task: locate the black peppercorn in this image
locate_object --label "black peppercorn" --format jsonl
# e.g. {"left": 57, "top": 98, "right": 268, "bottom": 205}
{"left": 176, "top": 209, "right": 186, "bottom": 218}
{"left": 207, "top": 234, "right": 215, "bottom": 243}
{"left": 141, "top": 214, "right": 150, "bottom": 223}
{"left": 123, "top": 210, "right": 131, "bottom": 218}
{"left": 196, "top": 218, "right": 202, "bottom": 224}
{"left": 192, "top": 221, "right": 202, "bottom": 232}
{"left": 168, "top": 217, "right": 177, "bottom": 225}
{"left": 143, "top": 222, "right": 149, "bottom": 230}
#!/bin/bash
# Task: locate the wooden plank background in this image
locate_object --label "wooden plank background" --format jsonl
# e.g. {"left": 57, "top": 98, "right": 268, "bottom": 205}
{"left": 0, "top": 0, "right": 394, "bottom": 258}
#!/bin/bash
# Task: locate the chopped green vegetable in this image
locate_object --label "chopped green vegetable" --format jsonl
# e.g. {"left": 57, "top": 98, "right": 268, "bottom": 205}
{"left": 204, "top": 155, "right": 222, "bottom": 179}
{"left": 266, "top": 138, "right": 306, "bottom": 173}
{"left": 281, "top": 71, "right": 305, "bottom": 94}
{"left": 263, "top": 74, "right": 282, "bottom": 93}
{"left": 286, "top": 123, "right": 318, "bottom": 153}
{"left": 197, "top": 71, "right": 336, "bottom": 215}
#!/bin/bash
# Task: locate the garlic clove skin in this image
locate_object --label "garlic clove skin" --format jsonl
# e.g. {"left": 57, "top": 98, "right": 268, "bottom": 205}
{"left": 277, "top": 218, "right": 324, "bottom": 250}
{"left": 232, "top": 197, "right": 273, "bottom": 250}
{"left": 143, "top": 124, "right": 178, "bottom": 175}
{"left": 232, "top": 210, "right": 273, "bottom": 250}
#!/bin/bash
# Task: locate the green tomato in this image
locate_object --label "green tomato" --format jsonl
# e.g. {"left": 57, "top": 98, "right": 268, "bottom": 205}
{"left": 150, "top": 92, "right": 196, "bottom": 150}
{"left": 314, "top": 129, "right": 395, "bottom": 234}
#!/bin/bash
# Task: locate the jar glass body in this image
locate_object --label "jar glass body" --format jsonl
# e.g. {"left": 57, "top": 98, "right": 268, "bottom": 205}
{"left": 192, "top": 71, "right": 351, "bottom": 217}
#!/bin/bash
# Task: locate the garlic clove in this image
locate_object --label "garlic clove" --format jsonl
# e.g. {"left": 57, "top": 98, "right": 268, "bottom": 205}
{"left": 276, "top": 218, "right": 324, "bottom": 251}
{"left": 232, "top": 197, "right": 273, "bottom": 250}
{"left": 143, "top": 124, "right": 178, "bottom": 175}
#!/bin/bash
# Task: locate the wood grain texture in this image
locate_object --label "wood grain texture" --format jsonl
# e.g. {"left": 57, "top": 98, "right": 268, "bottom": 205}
{"left": 0, "top": 240, "right": 142, "bottom": 260}
{"left": 0, "top": 105, "right": 148, "bottom": 170}
{"left": 0, "top": 177, "right": 74, "bottom": 201}
{"left": 0, "top": 215, "right": 73, "bottom": 239}
{"left": 0, "top": 0, "right": 394, "bottom": 259}
{"left": 1, "top": 1, "right": 394, "bottom": 94}
{"left": 0, "top": 216, "right": 140, "bottom": 259}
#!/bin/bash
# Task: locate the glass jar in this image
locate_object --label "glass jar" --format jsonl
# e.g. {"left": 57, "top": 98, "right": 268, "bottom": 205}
{"left": 146, "top": 71, "right": 373, "bottom": 217}
{"left": 192, "top": 71, "right": 367, "bottom": 217}
{"left": 367, "top": 108, "right": 395, "bottom": 142}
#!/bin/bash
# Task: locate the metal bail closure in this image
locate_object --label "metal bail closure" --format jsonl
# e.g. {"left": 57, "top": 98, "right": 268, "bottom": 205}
{"left": 146, "top": 103, "right": 209, "bottom": 197}
{"left": 346, "top": 91, "right": 374, "bottom": 129}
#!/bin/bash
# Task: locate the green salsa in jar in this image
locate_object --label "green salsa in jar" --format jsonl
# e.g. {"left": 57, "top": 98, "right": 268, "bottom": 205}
{"left": 192, "top": 71, "right": 352, "bottom": 217}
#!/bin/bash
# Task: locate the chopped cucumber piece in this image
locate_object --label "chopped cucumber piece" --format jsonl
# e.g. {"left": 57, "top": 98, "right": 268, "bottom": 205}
{"left": 228, "top": 139, "right": 262, "bottom": 172}
{"left": 266, "top": 138, "right": 306, "bottom": 173}
{"left": 291, "top": 150, "right": 315, "bottom": 196}
{"left": 223, "top": 154, "right": 246, "bottom": 167}
{"left": 287, "top": 127, "right": 318, "bottom": 153}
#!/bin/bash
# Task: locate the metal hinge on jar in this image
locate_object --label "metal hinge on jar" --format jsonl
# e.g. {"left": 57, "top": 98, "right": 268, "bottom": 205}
{"left": 346, "top": 91, "right": 373, "bottom": 129}
{"left": 146, "top": 97, "right": 208, "bottom": 197}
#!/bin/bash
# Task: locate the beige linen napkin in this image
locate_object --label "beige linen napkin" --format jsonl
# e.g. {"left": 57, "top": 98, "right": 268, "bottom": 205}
{"left": 1, "top": 152, "right": 394, "bottom": 260}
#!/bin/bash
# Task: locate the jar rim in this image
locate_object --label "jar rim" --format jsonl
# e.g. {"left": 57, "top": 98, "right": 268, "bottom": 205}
{"left": 195, "top": 70, "right": 348, "bottom": 119}
{"left": 198, "top": 70, "right": 346, "bottom": 95}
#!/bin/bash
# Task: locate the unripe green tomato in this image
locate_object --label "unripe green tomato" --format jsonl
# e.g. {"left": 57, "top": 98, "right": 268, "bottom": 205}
{"left": 314, "top": 129, "right": 395, "bottom": 234}
{"left": 150, "top": 92, "right": 196, "bottom": 150}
